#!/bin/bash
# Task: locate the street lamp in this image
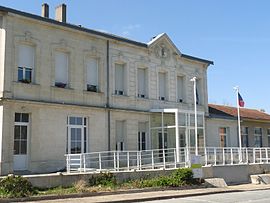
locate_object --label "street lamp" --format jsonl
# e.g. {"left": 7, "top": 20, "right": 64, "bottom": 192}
{"left": 190, "top": 77, "right": 198, "bottom": 156}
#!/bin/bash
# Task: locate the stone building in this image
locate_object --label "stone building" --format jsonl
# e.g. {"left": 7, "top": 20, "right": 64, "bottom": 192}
{"left": 0, "top": 4, "right": 213, "bottom": 175}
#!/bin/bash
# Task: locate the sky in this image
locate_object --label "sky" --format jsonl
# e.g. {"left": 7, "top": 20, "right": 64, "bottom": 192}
{"left": 1, "top": 0, "right": 270, "bottom": 112}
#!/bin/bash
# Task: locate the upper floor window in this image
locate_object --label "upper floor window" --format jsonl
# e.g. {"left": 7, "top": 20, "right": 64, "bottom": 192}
{"left": 18, "top": 44, "right": 35, "bottom": 84}
{"left": 219, "top": 127, "right": 227, "bottom": 147}
{"left": 55, "top": 51, "right": 68, "bottom": 88}
{"left": 158, "top": 72, "right": 167, "bottom": 101}
{"left": 86, "top": 58, "right": 98, "bottom": 92}
{"left": 115, "top": 64, "right": 125, "bottom": 95}
{"left": 137, "top": 68, "right": 147, "bottom": 98}
{"left": 177, "top": 75, "right": 184, "bottom": 103}
{"left": 254, "top": 127, "right": 262, "bottom": 147}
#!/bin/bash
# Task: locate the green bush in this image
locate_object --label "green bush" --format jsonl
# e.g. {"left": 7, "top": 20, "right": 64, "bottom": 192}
{"left": 89, "top": 172, "right": 116, "bottom": 187}
{"left": 170, "top": 168, "right": 194, "bottom": 186}
{"left": 132, "top": 168, "right": 194, "bottom": 188}
{"left": 0, "top": 175, "right": 36, "bottom": 198}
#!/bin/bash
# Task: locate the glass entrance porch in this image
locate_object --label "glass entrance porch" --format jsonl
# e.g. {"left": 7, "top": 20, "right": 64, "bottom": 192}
{"left": 150, "top": 109, "right": 205, "bottom": 162}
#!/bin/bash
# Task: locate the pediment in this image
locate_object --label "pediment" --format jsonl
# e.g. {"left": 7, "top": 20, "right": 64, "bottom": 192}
{"left": 147, "top": 33, "right": 181, "bottom": 59}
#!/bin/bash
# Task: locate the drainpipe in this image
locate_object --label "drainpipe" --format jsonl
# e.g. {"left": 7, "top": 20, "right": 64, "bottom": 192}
{"left": 106, "top": 40, "right": 111, "bottom": 151}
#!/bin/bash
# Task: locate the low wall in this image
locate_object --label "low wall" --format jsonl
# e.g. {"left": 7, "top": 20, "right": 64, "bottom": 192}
{"left": 18, "top": 164, "right": 270, "bottom": 188}
{"left": 22, "top": 169, "right": 175, "bottom": 188}
{"left": 203, "top": 164, "right": 270, "bottom": 184}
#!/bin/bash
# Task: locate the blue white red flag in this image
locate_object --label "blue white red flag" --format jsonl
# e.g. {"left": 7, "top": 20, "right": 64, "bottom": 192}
{"left": 238, "top": 93, "right": 245, "bottom": 107}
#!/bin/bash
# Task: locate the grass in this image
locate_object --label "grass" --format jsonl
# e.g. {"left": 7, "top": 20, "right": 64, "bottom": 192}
{"left": 0, "top": 169, "right": 201, "bottom": 198}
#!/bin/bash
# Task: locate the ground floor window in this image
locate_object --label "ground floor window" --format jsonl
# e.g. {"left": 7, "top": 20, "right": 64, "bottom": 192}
{"left": 138, "top": 122, "right": 148, "bottom": 151}
{"left": 241, "top": 126, "right": 249, "bottom": 147}
{"left": 219, "top": 127, "right": 227, "bottom": 147}
{"left": 14, "top": 113, "right": 29, "bottom": 155}
{"left": 254, "top": 127, "right": 262, "bottom": 147}
{"left": 67, "top": 116, "right": 87, "bottom": 154}
{"left": 267, "top": 129, "right": 270, "bottom": 147}
{"left": 116, "top": 120, "right": 125, "bottom": 151}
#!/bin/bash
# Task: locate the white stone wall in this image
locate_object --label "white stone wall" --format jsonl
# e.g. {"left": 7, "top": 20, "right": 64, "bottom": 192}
{"left": 1, "top": 100, "right": 108, "bottom": 174}
{"left": 206, "top": 118, "right": 238, "bottom": 147}
{"left": 1, "top": 14, "right": 209, "bottom": 112}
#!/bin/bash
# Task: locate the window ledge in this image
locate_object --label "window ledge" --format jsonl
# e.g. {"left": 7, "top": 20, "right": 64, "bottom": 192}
{"left": 83, "top": 90, "right": 104, "bottom": 95}
{"left": 136, "top": 96, "right": 149, "bottom": 100}
{"left": 112, "top": 94, "right": 129, "bottom": 98}
{"left": 13, "top": 81, "right": 40, "bottom": 86}
{"left": 51, "top": 86, "right": 74, "bottom": 91}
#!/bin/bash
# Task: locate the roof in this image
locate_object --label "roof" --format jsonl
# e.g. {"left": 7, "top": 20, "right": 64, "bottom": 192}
{"left": 0, "top": 5, "right": 213, "bottom": 65}
{"left": 209, "top": 104, "right": 270, "bottom": 121}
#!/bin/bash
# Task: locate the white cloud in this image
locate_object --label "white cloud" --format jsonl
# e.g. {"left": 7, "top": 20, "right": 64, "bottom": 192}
{"left": 121, "top": 24, "right": 141, "bottom": 37}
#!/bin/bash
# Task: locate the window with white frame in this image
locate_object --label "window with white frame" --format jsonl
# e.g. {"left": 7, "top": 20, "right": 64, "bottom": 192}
{"left": 219, "top": 127, "right": 228, "bottom": 147}
{"left": 138, "top": 122, "right": 148, "bottom": 151}
{"left": 268, "top": 129, "right": 270, "bottom": 147}
{"left": 115, "top": 64, "right": 125, "bottom": 95}
{"left": 86, "top": 58, "right": 98, "bottom": 92}
{"left": 137, "top": 68, "right": 147, "bottom": 98}
{"left": 14, "top": 113, "right": 29, "bottom": 155}
{"left": 158, "top": 72, "right": 166, "bottom": 100}
{"left": 241, "top": 126, "right": 249, "bottom": 147}
{"left": 17, "top": 44, "right": 35, "bottom": 83}
{"left": 55, "top": 51, "right": 68, "bottom": 88}
{"left": 116, "top": 120, "right": 125, "bottom": 151}
{"left": 254, "top": 127, "right": 262, "bottom": 147}
{"left": 177, "top": 75, "right": 184, "bottom": 103}
{"left": 67, "top": 116, "right": 87, "bottom": 154}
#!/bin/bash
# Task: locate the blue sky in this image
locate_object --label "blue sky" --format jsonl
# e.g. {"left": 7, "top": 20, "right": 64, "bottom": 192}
{"left": 1, "top": 0, "right": 270, "bottom": 112}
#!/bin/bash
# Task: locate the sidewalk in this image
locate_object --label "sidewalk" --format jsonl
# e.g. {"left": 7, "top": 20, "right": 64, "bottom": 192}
{"left": 8, "top": 183, "right": 270, "bottom": 203}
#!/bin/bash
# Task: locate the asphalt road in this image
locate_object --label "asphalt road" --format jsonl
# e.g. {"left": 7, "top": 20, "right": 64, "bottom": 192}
{"left": 143, "top": 189, "right": 270, "bottom": 203}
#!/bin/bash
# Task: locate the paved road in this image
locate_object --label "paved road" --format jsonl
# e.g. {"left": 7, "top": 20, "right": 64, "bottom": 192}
{"left": 143, "top": 189, "right": 270, "bottom": 203}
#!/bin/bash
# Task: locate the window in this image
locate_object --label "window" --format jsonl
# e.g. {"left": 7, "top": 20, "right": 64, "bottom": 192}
{"left": 137, "top": 68, "right": 147, "bottom": 98}
{"left": 267, "top": 128, "right": 270, "bottom": 147}
{"left": 67, "top": 116, "right": 87, "bottom": 154}
{"left": 219, "top": 127, "right": 227, "bottom": 147}
{"left": 18, "top": 44, "right": 35, "bottom": 83}
{"left": 138, "top": 122, "right": 147, "bottom": 150}
{"left": 115, "top": 64, "right": 125, "bottom": 95}
{"left": 177, "top": 76, "right": 184, "bottom": 102}
{"left": 55, "top": 51, "right": 68, "bottom": 88}
{"left": 14, "top": 113, "right": 29, "bottom": 155}
{"left": 241, "top": 126, "right": 249, "bottom": 147}
{"left": 116, "top": 121, "right": 125, "bottom": 151}
{"left": 254, "top": 127, "right": 262, "bottom": 147}
{"left": 86, "top": 58, "right": 98, "bottom": 92}
{"left": 158, "top": 72, "right": 166, "bottom": 100}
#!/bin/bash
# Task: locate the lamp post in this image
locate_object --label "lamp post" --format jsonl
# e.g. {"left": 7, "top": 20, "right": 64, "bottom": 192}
{"left": 190, "top": 77, "right": 198, "bottom": 156}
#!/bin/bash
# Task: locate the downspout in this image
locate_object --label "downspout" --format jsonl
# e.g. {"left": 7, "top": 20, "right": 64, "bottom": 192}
{"left": 106, "top": 40, "right": 111, "bottom": 151}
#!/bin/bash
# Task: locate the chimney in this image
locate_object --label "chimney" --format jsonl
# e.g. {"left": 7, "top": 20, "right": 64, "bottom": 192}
{"left": 55, "top": 4, "right": 66, "bottom": 23}
{"left": 41, "top": 3, "right": 49, "bottom": 18}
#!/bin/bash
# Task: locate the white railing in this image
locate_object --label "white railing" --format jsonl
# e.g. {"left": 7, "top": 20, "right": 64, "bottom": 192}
{"left": 65, "top": 147, "right": 270, "bottom": 173}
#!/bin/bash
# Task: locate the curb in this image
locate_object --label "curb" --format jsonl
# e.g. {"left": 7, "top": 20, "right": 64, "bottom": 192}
{"left": 1, "top": 186, "right": 269, "bottom": 203}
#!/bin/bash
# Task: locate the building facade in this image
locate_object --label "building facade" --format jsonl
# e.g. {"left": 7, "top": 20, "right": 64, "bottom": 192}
{"left": 0, "top": 4, "right": 213, "bottom": 174}
{"left": 208, "top": 104, "right": 270, "bottom": 148}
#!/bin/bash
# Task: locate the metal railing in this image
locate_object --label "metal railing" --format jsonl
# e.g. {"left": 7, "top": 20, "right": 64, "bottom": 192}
{"left": 65, "top": 147, "right": 270, "bottom": 173}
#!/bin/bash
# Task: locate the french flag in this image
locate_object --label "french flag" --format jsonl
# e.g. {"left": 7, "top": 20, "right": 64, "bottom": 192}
{"left": 238, "top": 93, "right": 245, "bottom": 107}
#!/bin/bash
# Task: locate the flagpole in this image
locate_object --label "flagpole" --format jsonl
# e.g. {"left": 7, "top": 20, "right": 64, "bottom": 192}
{"left": 191, "top": 77, "right": 198, "bottom": 156}
{"left": 234, "top": 86, "right": 242, "bottom": 163}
